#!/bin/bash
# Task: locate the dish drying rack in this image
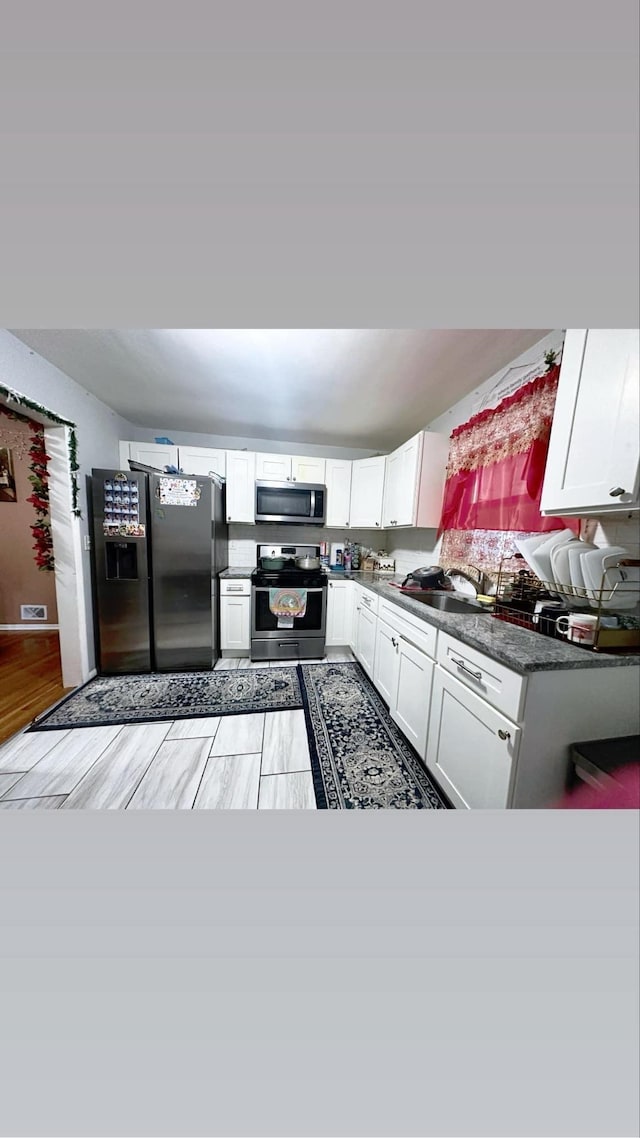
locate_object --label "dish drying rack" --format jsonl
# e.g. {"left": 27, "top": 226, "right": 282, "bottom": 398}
{"left": 493, "top": 553, "right": 640, "bottom": 653}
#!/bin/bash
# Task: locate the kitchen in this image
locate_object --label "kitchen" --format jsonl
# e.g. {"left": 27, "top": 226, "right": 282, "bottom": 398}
{"left": 0, "top": 327, "right": 638, "bottom": 809}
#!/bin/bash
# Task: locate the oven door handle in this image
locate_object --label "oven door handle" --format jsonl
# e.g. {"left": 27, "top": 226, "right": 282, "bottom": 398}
{"left": 252, "top": 587, "right": 326, "bottom": 593}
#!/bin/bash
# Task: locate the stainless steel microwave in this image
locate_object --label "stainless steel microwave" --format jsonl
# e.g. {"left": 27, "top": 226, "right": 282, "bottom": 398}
{"left": 255, "top": 480, "right": 326, "bottom": 525}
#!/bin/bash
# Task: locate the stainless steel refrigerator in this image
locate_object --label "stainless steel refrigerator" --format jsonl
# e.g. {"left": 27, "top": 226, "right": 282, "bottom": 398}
{"left": 89, "top": 466, "right": 228, "bottom": 674}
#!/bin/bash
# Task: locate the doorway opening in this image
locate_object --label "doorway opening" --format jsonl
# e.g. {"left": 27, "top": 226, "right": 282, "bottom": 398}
{"left": 0, "top": 395, "right": 90, "bottom": 742}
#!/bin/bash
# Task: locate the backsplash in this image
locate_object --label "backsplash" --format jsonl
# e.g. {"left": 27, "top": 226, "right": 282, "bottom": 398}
{"left": 386, "top": 529, "right": 442, "bottom": 579}
{"left": 228, "top": 524, "right": 388, "bottom": 567}
{"left": 581, "top": 515, "right": 640, "bottom": 555}
{"left": 387, "top": 515, "right": 640, "bottom": 584}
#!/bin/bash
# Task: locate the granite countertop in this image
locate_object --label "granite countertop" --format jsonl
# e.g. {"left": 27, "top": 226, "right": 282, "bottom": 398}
{"left": 219, "top": 567, "right": 255, "bottom": 578}
{"left": 219, "top": 565, "right": 638, "bottom": 672}
{"left": 329, "top": 570, "right": 640, "bottom": 674}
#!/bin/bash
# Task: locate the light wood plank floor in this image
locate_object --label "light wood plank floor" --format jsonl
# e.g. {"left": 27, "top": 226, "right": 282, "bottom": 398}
{"left": 0, "top": 631, "right": 71, "bottom": 745}
{"left": 0, "top": 651, "right": 355, "bottom": 809}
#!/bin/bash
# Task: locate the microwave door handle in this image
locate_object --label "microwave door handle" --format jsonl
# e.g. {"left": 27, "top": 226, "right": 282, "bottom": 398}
{"left": 310, "top": 490, "right": 316, "bottom": 517}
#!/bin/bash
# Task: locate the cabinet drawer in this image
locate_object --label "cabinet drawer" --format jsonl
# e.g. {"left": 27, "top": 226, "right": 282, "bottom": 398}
{"left": 353, "top": 585, "right": 379, "bottom": 616}
{"left": 378, "top": 598, "right": 437, "bottom": 659}
{"left": 437, "top": 631, "right": 526, "bottom": 722}
{"left": 220, "top": 578, "right": 252, "bottom": 596}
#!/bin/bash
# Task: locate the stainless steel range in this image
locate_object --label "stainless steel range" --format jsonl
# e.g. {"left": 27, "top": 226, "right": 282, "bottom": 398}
{"left": 251, "top": 544, "right": 327, "bottom": 661}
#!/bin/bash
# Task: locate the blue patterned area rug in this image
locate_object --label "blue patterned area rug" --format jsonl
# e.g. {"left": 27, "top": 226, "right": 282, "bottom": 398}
{"left": 298, "top": 662, "right": 449, "bottom": 809}
{"left": 29, "top": 668, "right": 303, "bottom": 730}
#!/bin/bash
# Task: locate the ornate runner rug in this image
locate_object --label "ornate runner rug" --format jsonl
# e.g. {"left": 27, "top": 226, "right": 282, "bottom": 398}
{"left": 298, "top": 662, "right": 448, "bottom": 809}
{"left": 29, "top": 668, "right": 303, "bottom": 730}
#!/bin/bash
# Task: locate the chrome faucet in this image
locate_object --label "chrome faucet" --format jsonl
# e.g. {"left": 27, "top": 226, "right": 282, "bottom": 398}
{"left": 444, "top": 564, "right": 488, "bottom": 594}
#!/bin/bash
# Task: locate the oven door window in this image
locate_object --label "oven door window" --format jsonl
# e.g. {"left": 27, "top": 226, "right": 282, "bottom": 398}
{"left": 253, "top": 588, "right": 325, "bottom": 633}
{"left": 256, "top": 485, "right": 313, "bottom": 519}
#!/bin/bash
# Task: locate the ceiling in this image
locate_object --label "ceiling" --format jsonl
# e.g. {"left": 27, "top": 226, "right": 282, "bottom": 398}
{"left": 9, "top": 329, "right": 551, "bottom": 450}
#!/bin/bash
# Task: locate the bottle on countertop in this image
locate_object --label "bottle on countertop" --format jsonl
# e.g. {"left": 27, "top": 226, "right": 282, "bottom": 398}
{"left": 343, "top": 542, "right": 352, "bottom": 571}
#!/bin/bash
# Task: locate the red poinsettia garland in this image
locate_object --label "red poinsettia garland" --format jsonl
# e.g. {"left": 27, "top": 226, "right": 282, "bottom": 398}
{"left": 0, "top": 404, "right": 55, "bottom": 572}
{"left": 25, "top": 427, "right": 55, "bottom": 571}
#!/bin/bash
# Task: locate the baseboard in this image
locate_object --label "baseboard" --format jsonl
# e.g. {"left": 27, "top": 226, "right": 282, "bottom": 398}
{"left": 86, "top": 668, "right": 97, "bottom": 680}
{"left": 0, "top": 624, "right": 60, "bottom": 631}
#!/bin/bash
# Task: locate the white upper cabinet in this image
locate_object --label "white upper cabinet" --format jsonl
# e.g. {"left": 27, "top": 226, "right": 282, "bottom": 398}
{"left": 383, "top": 430, "right": 449, "bottom": 529}
{"left": 325, "top": 459, "right": 353, "bottom": 528}
{"left": 120, "top": 441, "right": 179, "bottom": 470}
{"left": 178, "top": 446, "right": 226, "bottom": 478}
{"left": 225, "top": 450, "right": 256, "bottom": 524}
{"left": 255, "top": 453, "right": 326, "bottom": 483}
{"left": 383, "top": 433, "right": 421, "bottom": 527}
{"left": 541, "top": 329, "right": 640, "bottom": 515}
{"left": 255, "top": 453, "right": 292, "bottom": 481}
{"left": 349, "top": 456, "right": 386, "bottom": 529}
{"left": 290, "top": 455, "right": 326, "bottom": 483}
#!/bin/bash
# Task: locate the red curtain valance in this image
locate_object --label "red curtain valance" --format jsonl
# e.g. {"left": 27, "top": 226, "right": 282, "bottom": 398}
{"left": 438, "top": 364, "right": 579, "bottom": 536}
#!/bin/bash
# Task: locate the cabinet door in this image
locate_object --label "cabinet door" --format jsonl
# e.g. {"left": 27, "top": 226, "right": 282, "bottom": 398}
{"left": 326, "top": 580, "right": 353, "bottom": 647}
{"left": 349, "top": 456, "right": 386, "bottom": 529}
{"left": 541, "top": 329, "right": 640, "bottom": 514}
{"left": 426, "top": 667, "right": 520, "bottom": 809}
{"left": 394, "top": 434, "right": 422, "bottom": 526}
{"left": 226, "top": 451, "right": 256, "bottom": 524}
{"left": 415, "top": 432, "right": 450, "bottom": 529}
{"left": 373, "top": 618, "right": 400, "bottom": 707}
{"left": 354, "top": 603, "right": 377, "bottom": 678}
{"left": 129, "top": 442, "right": 179, "bottom": 469}
{"left": 220, "top": 596, "right": 250, "bottom": 651}
{"left": 382, "top": 448, "right": 401, "bottom": 528}
{"left": 290, "top": 456, "right": 326, "bottom": 484}
{"left": 392, "top": 637, "right": 434, "bottom": 759}
{"left": 383, "top": 434, "right": 421, "bottom": 528}
{"left": 325, "top": 459, "right": 353, "bottom": 528}
{"left": 118, "top": 441, "right": 132, "bottom": 470}
{"left": 178, "top": 446, "right": 226, "bottom": 478}
{"left": 255, "top": 453, "right": 292, "bottom": 481}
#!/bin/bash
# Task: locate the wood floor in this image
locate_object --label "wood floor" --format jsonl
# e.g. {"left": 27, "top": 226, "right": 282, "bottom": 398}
{"left": 0, "top": 651, "right": 354, "bottom": 809}
{"left": 0, "top": 631, "right": 70, "bottom": 745}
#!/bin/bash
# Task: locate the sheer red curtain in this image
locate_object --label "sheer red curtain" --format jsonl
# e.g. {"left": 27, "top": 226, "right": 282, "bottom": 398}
{"left": 438, "top": 364, "right": 579, "bottom": 538}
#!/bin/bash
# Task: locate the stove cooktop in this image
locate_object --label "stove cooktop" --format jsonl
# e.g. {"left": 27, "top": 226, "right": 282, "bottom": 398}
{"left": 251, "top": 566, "right": 327, "bottom": 587}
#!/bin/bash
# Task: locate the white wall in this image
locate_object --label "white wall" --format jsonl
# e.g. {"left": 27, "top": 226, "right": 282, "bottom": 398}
{"left": 388, "top": 331, "right": 566, "bottom": 575}
{"left": 0, "top": 330, "right": 132, "bottom": 669}
{"left": 126, "top": 425, "right": 380, "bottom": 462}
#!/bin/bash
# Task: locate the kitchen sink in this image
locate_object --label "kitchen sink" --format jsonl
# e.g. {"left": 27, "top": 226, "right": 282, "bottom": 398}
{"left": 408, "top": 592, "right": 490, "bottom": 614}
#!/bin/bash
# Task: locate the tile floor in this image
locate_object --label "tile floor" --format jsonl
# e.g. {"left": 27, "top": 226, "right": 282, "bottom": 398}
{"left": 0, "top": 652, "right": 354, "bottom": 810}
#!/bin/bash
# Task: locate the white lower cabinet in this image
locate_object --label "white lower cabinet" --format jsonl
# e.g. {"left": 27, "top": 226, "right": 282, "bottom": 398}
{"left": 392, "top": 638, "right": 434, "bottom": 760}
{"left": 426, "top": 667, "right": 520, "bottom": 809}
{"left": 326, "top": 579, "right": 353, "bottom": 647}
{"left": 353, "top": 601, "right": 377, "bottom": 678}
{"left": 372, "top": 607, "right": 435, "bottom": 761}
{"left": 220, "top": 591, "right": 251, "bottom": 652}
{"left": 373, "top": 618, "right": 400, "bottom": 706}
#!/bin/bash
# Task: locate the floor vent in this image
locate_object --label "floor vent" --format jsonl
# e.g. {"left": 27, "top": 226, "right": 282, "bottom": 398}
{"left": 21, "top": 604, "right": 48, "bottom": 620}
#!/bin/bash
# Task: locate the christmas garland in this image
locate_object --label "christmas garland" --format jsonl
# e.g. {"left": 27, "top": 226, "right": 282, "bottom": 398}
{"left": 0, "top": 404, "right": 55, "bottom": 572}
{"left": 0, "top": 383, "right": 81, "bottom": 515}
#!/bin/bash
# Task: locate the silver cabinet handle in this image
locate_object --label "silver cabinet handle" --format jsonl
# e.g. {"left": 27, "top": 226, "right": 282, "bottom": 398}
{"left": 609, "top": 486, "right": 626, "bottom": 497}
{"left": 292, "top": 476, "right": 296, "bottom": 481}
{"left": 452, "top": 656, "right": 483, "bottom": 681}
{"left": 498, "top": 729, "right": 511, "bottom": 741}
{"left": 391, "top": 637, "right": 398, "bottom": 648}
{"left": 375, "top": 521, "right": 379, "bottom": 526}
